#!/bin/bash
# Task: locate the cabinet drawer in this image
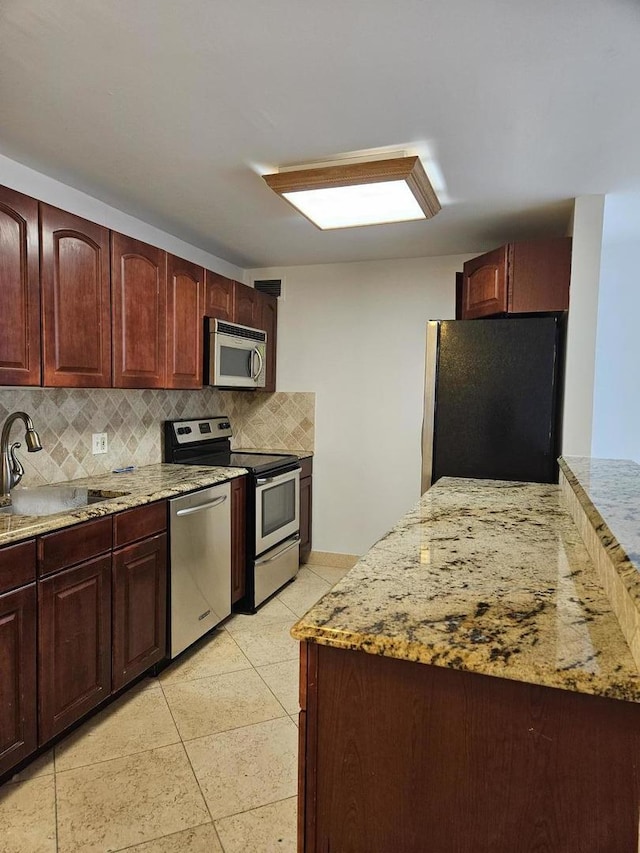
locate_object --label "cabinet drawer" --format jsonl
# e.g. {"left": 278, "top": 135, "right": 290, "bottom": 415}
{"left": 113, "top": 501, "right": 167, "bottom": 549}
{"left": 37, "top": 517, "right": 112, "bottom": 577}
{"left": 0, "top": 539, "right": 36, "bottom": 594}
{"left": 299, "top": 457, "right": 313, "bottom": 479}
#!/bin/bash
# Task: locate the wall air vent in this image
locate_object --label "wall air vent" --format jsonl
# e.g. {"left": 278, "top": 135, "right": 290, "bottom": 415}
{"left": 254, "top": 279, "right": 283, "bottom": 298}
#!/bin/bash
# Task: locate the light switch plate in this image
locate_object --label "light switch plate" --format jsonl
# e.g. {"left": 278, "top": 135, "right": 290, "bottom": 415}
{"left": 92, "top": 433, "right": 108, "bottom": 455}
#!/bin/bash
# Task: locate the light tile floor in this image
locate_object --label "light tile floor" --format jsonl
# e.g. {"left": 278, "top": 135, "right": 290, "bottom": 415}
{"left": 0, "top": 563, "right": 346, "bottom": 853}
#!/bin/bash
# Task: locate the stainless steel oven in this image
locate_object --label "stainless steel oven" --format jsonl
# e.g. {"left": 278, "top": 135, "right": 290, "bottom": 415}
{"left": 255, "top": 468, "right": 300, "bottom": 555}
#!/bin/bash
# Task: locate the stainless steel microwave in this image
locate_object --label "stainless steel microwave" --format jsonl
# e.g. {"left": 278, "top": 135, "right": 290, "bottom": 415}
{"left": 206, "top": 318, "right": 267, "bottom": 389}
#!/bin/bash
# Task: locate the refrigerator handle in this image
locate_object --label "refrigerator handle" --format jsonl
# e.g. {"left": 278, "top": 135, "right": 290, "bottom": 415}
{"left": 421, "top": 321, "right": 439, "bottom": 494}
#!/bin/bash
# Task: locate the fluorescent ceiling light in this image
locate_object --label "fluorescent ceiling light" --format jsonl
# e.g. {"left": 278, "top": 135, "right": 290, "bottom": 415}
{"left": 263, "top": 156, "right": 440, "bottom": 230}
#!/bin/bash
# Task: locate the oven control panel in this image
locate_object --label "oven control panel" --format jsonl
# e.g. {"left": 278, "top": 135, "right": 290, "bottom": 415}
{"left": 170, "top": 417, "right": 232, "bottom": 445}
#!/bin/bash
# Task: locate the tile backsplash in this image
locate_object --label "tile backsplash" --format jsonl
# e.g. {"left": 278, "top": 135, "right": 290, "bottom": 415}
{"left": 0, "top": 387, "right": 315, "bottom": 487}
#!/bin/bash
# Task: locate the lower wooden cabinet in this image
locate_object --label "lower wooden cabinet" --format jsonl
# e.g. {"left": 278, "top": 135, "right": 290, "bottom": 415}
{"left": 231, "top": 477, "right": 247, "bottom": 605}
{"left": 38, "top": 555, "right": 112, "bottom": 743}
{"left": 0, "top": 499, "right": 172, "bottom": 775}
{"left": 112, "top": 534, "right": 167, "bottom": 691}
{"left": 0, "top": 584, "right": 37, "bottom": 776}
{"left": 299, "top": 458, "right": 313, "bottom": 564}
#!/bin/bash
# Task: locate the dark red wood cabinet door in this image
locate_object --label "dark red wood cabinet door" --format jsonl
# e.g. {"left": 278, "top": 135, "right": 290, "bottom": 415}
{"left": 111, "top": 233, "right": 167, "bottom": 388}
{"left": 204, "top": 271, "right": 234, "bottom": 320}
{"left": 231, "top": 477, "right": 247, "bottom": 605}
{"left": 112, "top": 534, "right": 167, "bottom": 691}
{"left": 258, "top": 291, "right": 277, "bottom": 393}
{"left": 166, "top": 255, "right": 204, "bottom": 389}
{"left": 0, "top": 584, "right": 37, "bottom": 776}
{"left": 0, "top": 185, "right": 40, "bottom": 386}
{"left": 299, "top": 476, "right": 312, "bottom": 564}
{"left": 40, "top": 204, "right": 112, "bottom": 387}
{"left": 38, "top": 555, "right": 112, "bottom": 743}
{"left": 233, "top": 282, "right": 260, "bottom": 327}
{"left": 462, "top": 245, "right": 508, "bottom": 319}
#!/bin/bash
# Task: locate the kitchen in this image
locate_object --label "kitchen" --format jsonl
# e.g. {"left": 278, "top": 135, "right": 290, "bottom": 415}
{"left": 1, "top": 1, "right": 640, "bottom": 851}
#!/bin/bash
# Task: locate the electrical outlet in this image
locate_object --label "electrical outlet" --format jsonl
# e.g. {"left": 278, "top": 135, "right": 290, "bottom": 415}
{"left": 92, "top": 433, "right": 108, "bottom": 455}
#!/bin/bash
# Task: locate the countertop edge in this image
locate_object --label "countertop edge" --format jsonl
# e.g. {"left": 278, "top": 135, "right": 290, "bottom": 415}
{"left": 0, "top": 465, "right": 248, "bottom": 547}
{"left": 290, "top": 621, "right": 640, "bottom": 704}
{"left": 558, "top": 458, "right": 640, "bottom": 596}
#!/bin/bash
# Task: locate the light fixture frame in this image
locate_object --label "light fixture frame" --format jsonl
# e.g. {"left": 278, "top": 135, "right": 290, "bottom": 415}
{"left": 262, "top": 155, "right": 441, "bottom": 229}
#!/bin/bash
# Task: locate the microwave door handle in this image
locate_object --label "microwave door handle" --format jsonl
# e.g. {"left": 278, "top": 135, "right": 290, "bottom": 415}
{"left": 248, "top": 350, "right": 255, "bottom": 379}
{"left": 254, "top": 347, "right": 264, "bottom": 380}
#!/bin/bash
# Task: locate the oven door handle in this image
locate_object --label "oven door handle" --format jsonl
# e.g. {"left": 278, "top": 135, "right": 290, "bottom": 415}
{"left": 256, "top": 468, "right": 300, "bottom": 487}
{"left": 175, "top": 495, "right": 228, "bottom": 517}
{"left": 255, "top": 534, "right": 301, "bottom": 566}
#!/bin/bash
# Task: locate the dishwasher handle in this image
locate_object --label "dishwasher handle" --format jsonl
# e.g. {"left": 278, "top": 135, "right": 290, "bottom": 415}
{"left": 175, "top": 495, "right": 228, "bottom": 517}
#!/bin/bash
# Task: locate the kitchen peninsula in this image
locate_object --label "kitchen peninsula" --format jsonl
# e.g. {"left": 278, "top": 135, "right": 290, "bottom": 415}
{"left": 292, "top": 465, "right": 640, "bottom": 852}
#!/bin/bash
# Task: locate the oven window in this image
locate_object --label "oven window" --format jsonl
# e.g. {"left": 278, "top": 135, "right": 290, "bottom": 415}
{"left": 220, "top": 345, "right": 252, "bottom": 378}
{"left": 262, "top": 480, "right": 296, "bottom": 537}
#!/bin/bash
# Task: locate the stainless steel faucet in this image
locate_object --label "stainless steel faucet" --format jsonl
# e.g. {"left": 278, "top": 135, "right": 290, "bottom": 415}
{"left": 1, "top": 411, "right": 43, "bottom": 502}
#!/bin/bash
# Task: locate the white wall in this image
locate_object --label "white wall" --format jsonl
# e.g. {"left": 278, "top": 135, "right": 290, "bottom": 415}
{"left": 561, "top": 195, "right": 605, "bottom": 455}
{"left": 591, "top": 193, "right": 640, "bottom": 462}
{"left": 0, "top": 153, "right": 244, "bottom": 280}
{"left": 251, "top": 255, "right": 472, "bottom": 555}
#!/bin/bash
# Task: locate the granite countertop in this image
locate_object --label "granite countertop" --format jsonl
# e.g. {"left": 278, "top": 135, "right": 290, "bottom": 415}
{"left": 291, "top": 477, "right": 640, "bottom": 703}
{"left": 0, "top": 463, "right": 247, "bottom": 546}
{"left": 233, "top": 446, "right": 313, "bottom": 460}
{"left": 560, "top": 456, "right": 640, "bottom": 578}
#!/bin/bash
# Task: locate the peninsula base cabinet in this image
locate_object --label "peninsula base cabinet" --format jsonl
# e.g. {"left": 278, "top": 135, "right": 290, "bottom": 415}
{"left": 298, "top": 642, "right": 640, "bottom": 853}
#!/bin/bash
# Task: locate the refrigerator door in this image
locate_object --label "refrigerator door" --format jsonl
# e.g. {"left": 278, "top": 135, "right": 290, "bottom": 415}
{"left": 423, "top": 316, "right": 561, "bottom": 489}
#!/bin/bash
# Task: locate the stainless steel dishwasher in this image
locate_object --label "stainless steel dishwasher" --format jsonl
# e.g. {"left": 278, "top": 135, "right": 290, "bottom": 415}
{"left": 169, "top": 482, "right": 231, "bottom": 658}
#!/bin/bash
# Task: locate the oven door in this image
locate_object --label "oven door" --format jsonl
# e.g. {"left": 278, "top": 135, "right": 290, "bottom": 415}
{"left": 212, "top": 329, "right": 266, "bottom": 389}
{"left": 255, "top": 468, "right": 300, "bottom": 555}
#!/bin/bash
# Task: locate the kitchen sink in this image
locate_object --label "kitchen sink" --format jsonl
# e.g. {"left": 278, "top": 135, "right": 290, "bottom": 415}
{"left": 0, "top": 485, "right": 130, "bottom": 517}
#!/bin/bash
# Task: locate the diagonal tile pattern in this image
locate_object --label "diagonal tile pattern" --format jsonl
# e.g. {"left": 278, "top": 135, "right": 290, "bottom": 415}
{"left": 0, "top": 388, "right": 314, "bottom": 487}
{"left": 1, "top": 560, "right": 350, "bottom": 853}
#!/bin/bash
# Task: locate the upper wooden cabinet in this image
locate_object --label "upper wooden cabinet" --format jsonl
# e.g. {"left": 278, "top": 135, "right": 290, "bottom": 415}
{"left": 205, "top": 271, "right": 234, "bottom": 321}
{"left": 258, "top": 291, "right": 277, "bottom": 393}
{"left": 166, "top": 255, "right": 204, "bottom": 389}
{"left": 0, "top": 182, "right": 278, "bottom": 391}
{"left": 234, "top": 281, "right": 260, "bottom": 327}
{"left": 461, "top": 238, "right": 571, "bottom": 320}
{"left": 40, "top": 204, "right": 112, "bottom": 387}
{"left": 111, "top": 233, "right": 167, "bottom": 388}
{"left": 0, "top": 186, "right": 40, "bottom": 386}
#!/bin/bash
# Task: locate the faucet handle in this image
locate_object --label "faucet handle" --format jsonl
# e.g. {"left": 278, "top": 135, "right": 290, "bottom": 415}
{"left": 9, "top": 441, "right": 24, "bottom": 488}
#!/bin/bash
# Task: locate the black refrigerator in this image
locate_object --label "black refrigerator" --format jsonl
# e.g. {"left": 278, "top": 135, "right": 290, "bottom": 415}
{"left": 421, "top": 315, "right": 564, "bottom": 492}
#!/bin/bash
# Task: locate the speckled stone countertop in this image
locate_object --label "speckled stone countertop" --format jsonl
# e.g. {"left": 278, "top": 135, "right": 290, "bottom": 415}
{"left": 233, "top": 447, "right": 313, "bottom": 460}
{"left": 292, "top": 477, "right": 640, "bottom": 703}
{"left": 560, "top": 456, "right": 640, "bottom": 576}
{"left": 0, "top": 463, "right": 247, "bottom": 546}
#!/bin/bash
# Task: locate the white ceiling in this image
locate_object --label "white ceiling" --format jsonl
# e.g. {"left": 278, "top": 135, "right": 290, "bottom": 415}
{"left": 1, "top": 0, "right": 639, "bottom": 269}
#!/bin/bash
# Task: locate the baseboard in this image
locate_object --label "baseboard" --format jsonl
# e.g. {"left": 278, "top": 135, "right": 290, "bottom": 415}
{"left": 306, "top": 550, "right": 360, "bottom": 569}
